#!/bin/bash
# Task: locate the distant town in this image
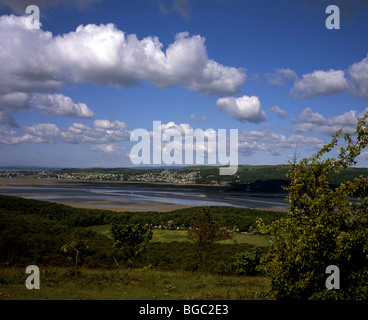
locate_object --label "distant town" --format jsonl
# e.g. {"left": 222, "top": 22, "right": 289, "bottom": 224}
{"left": 1, "top": 165, "right": 367, "bottom": 192}
{"left": 0, "top": 167, "right": 220, "bottom": 185}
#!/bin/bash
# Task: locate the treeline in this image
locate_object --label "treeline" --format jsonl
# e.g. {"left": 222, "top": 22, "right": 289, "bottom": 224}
{"left": 0, "top": 195, "right": 281, "bottom": 272}
{"left": 0, "top": 195, "right": 285, "bottom": 231}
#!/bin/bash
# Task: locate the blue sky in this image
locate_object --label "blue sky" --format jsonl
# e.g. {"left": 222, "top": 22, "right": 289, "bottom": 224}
{"left": 0, "top": 0, "right": 368, "bottom": 168}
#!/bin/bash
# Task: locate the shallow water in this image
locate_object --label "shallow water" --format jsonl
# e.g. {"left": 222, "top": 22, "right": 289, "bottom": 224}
{"left": 0, "top": 182, "right": 289, "bottom": 211}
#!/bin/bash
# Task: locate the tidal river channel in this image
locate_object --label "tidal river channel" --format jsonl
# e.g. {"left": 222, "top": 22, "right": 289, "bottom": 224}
{"left": 0, "top": 180, "right": 289, "bottom": 211}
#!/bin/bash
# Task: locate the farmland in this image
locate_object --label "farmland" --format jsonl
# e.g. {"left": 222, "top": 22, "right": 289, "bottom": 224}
{"left": 88, "top": 225, "right": 271, "bottom": 246}
{"left": 0, "top": 194, "right": 280, "bottom": 300}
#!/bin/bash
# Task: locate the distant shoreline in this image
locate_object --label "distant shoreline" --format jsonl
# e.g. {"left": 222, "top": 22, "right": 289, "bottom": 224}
{"left": 0, "top": 177, "right": 226, "bottom": 189}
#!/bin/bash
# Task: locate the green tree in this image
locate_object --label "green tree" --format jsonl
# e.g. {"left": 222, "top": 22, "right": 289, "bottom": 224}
{"left": 187, "top": 206, "right": 231, "bottom": 271}
{"left": 110, "top": 223, "right": 153, "bottom": 268}
{"left": 61, "top": 231, "right": 91, "bottom": 273}
{"left": 257, "top": 112, "right": 368, "bottom": 299}
{"left": 233, "top": 247, "right": 263, "bottom": 276}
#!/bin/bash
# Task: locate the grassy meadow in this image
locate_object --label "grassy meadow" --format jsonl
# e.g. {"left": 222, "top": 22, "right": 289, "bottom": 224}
{"left": 0, "top": 194, "right": 281, "bottom": 300}
{"left": 88, "top": 224, "right": 271, "bottom": 246}
{"left": 0, "top": 267, "right": 273, "bottom": 300}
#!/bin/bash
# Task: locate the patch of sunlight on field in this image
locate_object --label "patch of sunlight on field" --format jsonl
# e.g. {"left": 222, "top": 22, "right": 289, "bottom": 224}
{"left": 218, "top": 233, "right": 269, "bottom": 247}
{"left": 151, "top": 229, "right": 189, "bottom": 242}
{"left": 88, "top": 225, "right": 112, "bottom": 237}
{"left": 87, "top": 225, "right": 270, "bottom": 247}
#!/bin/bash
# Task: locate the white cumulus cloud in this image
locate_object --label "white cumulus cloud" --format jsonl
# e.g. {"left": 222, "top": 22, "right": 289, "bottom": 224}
{"left": 0, "top": 123, "right": 60, "bottom": 144}
{"left": 290, "top": 69, "right": 348, "bottom": 99}
{"left": 292, "top": 107, "right": 368, "bottom": 135}
{"left": 217, "top": 95, "right": 267, "bottom": 123}
{"left": 61, "top": 120, "right": 130, "bottom": 144}
{"left": 239, "top": 129, "right": 325, "bottom": 156}
{"left": 0, "top": 15, "right": 245, "bottom": 103}
{"left": 91, "top": 144, "right": 125, "bottom": 155}
{"left": 30, "top": 93, "right": 94, "bottom": 118}
{"left": 348, "top": 54, "right": 368, "bottom": 100}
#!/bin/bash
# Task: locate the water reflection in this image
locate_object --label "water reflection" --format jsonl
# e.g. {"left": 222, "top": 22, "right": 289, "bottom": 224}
{"left": 0, "top": 183, "right": 289, "bottom": 210}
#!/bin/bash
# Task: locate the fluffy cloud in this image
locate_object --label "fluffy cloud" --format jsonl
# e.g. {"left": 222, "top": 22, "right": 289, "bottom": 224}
{"left": 0, "top": 91, "right": 94, "bottom": 119}
{"left": 348, "top": 54, "right": 368, "bottom": 100}
{"left": 0, "top": 15, "right": 245, "bottom": 104}
{"left": 30, "top": 94, "right": 94, "bottom": 118}
{"left": 91, "top": 144, "right": 125, "bottom": 155}
{"left": 142, "top": 121, "right": 229, "bottom": 161}
{"left": 270, "top": 105, "right": 287, "bottom": 119}
{"left": 0, "top": 16, "right": 64, "bottom": 96}
{"left": 0, "top": 92, "right": 31, "bottom": 110}
{"left": 359, "top": 151, "right": 368, "bottom": 160}
{"left": 292, "top": 107, "right": 368, "bottom": 135}
{"left": 238, "top": 129, "right": 325, "bottom": 156}
{"left": 0, "top": 109, "right": 18, "bottom": 127}
{"left": 266, "top": 68, "right": 298, "bottom": 86}
{"left": 61, "top": 120, "right": 130, "bottom": 144}
{"left": 217, "top": 95, "right": 267, "bottom": 123}
{"left": 0, "top": 126, "right": 22, "bottom": 144}
{"left": 0, "top": 119, "right": 131, "bottom": 147}
{"left": 22, "top": 123, "right": 61, "bottom": 143}
{"left": 0, "top": 123, "right": 60, "bottom": 144}
{"left": 290, "top": 69, "right": 348, "bottom": 99}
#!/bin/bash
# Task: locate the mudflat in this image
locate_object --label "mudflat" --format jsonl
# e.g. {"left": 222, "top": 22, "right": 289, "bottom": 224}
{"left": 0, "top": 177, "right": 289, "bottom": 212}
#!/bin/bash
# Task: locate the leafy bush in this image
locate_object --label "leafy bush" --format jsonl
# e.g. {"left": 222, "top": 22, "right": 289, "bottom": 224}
{"left": 257, "top": 112, "right": 368, "bottom": 300}
{"left": 232, "top": 247, "right": 263, "bottom": 276}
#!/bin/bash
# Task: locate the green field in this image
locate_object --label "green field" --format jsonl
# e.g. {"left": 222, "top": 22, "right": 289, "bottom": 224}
{"left": 0, "top": 267, "right": 273, "bottom": 300}
{"left": 0, "top": 195, "right": 278, "bottom": 300}
{"left": 87, "top": 225, "right": 270, "bottom": 247}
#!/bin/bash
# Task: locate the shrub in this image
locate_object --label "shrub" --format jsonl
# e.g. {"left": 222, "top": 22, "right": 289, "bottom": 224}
{"left": 232, "top": 247, "right": 263, "bottom": 276}
{"left": 257, "top": 112, "right": 368, "bottom": 300}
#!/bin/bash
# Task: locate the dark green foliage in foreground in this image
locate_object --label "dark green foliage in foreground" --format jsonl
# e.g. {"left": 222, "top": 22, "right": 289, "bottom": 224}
{"left": 187, "top": 206, "right": 231, "bottom": 271}
{"left": 257, "top": 112, "right": 368, "bottom": 300}
{"left": 0, "top": 194, "right": 279, "bottom": 273}
{"left": 111, "top": 223, "right": 152, "bottom": 267}
{"left": 232, "top": 247, "right": 263, "bottom": 276}
{"left": 61, "top": 230, "right": 92, "bottom": 272}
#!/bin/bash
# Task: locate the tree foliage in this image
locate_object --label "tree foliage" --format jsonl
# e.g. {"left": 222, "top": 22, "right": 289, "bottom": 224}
{"left": 232, "top": 247, "right": 263, "bottom": 276}
{"left": 110, "top": 223, "right": 153, "bottom": 268}
{"left": 187, "top": 206, "right": 231, "bottom": 271}
{"left": 61, "top": 231, "right": 91, "bottom": 273}
{"left": 257, "top": 112, "right": 368, "bottom": 299}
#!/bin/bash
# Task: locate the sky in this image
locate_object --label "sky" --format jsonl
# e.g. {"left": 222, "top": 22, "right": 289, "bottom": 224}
{"left": 0, "top": 0, "right": 368, "bottom": 169}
